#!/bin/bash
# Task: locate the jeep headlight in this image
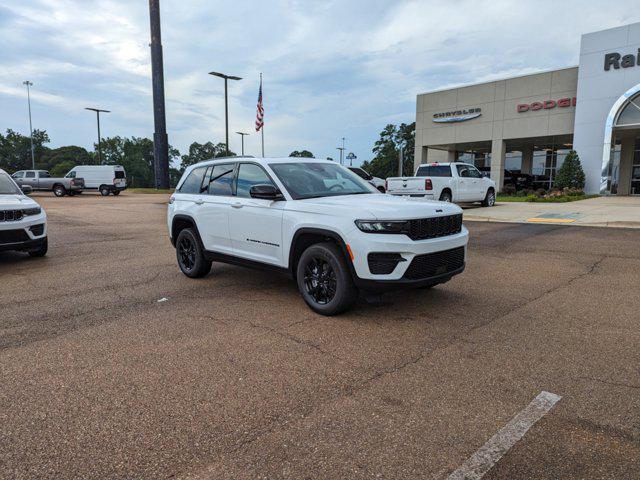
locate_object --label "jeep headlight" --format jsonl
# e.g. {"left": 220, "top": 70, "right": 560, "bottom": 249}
{"left": 23, "top": 207, "right": 42, "bottom": 216}
{"left": 355, "top": 220, "right": 409, "bottom": 234}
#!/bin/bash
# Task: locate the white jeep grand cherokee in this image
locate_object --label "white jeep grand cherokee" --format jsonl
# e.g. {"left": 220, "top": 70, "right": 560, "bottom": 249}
{"left": 0, "top": 169, "right": 48, "bottom": 257}
{"left": 168, "top": 158, "right": 468, "bottom": 315}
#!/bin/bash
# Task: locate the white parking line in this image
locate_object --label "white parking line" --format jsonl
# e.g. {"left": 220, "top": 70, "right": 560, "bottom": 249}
{"left": 447, "top": 391, "right": 562, "bottom": 480}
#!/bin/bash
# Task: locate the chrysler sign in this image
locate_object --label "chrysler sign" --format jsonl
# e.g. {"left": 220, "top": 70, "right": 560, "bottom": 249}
{"left": 517, "top": 97, "right": 576, "bottom": 113}
{"left": 433, "top": 108, "right": 481, "bottom": 123}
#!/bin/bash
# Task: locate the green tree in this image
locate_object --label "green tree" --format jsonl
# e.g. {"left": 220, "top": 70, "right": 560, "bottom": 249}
{"left": 97, "top": 136, "right": 180, "bottom": 188}
{"left": 360, "top": 122, "right": 415, "bottom": 179}
{"left": 50, "top": 160, "right": 77, "bottom": 178}
{"left": 554, "top": 150, "right": 585, "bottom": 190}
{"left": 180, "top": 141, "right": 234, "bottom": 170}
{"left": 289, "top": 150, "right": 314, "bottom": 158}
{"left": 0, "top": 129, "right": 50, "bottom": 173}
{"left": 38, "top": 145, "right": 93, "bottom": 173}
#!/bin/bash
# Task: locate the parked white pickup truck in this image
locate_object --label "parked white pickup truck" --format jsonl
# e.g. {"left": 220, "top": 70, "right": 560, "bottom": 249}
{"left": 386, "top": 162, "right": 496, "bottom": 207}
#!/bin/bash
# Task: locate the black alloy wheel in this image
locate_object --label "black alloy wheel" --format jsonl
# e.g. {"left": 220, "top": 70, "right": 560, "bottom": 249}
{"left": 303, "top": 257, "right": 337, "bottom": 305}
{"left": 178, "top": 236, "right": 196, "bottom": 271}
{"left": 296, "top": 242, "right": 357, "bottom": 315}
{"left": 175, "top": 228, "right": 211, "bottom": 278}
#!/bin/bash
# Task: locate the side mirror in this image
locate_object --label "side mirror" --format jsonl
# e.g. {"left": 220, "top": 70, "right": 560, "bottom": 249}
{"left": 249, "top": 184, "right": 284, "bottom": 201}
{"left": 20, "top": 184, "right": 33, "bottom": 195}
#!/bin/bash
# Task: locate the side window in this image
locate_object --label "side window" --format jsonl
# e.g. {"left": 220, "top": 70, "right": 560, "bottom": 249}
{"left": 456, "top": 165, "right": 471, "bottom": 178}
{"left": 468, "top": 166, "right": 482, "bottom": 178}
{"left": 178, "top": 166, "right": 207, "bottom": 194}
{"left": 25, "top": 171, "right": 35, "bottom": 178}
{"left": 208, "top": 164, "right": 235, "bottom": 196}
{"left": 236, "top": 163, "right": 274, "bottom": 198}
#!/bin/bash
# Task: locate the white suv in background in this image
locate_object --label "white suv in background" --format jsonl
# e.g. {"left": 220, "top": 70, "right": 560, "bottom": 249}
{"left": 0, "top": 169, "right": 48, "bottom": 257}
{"left": 167, "top": 158, "right": 468, "bottom": 315}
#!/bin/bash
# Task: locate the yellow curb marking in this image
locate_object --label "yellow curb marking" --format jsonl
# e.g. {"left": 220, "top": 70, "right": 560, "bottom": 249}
{"left": 526, "top": 217, "right": 576, "bottom": 223}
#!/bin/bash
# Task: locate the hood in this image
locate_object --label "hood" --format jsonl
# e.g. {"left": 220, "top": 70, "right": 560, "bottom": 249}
{"left": 290, "top": 193, "right": 462, "bottom": 219}
{"left": 0, "top": 194, "right": 39, "bottom": 208}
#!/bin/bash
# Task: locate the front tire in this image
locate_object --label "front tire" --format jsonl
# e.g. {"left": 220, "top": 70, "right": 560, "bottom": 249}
{"left": 28, "top": 238, "right": 48, "bottom": 257}
{"left": 175, "top": 228, "right": 211, "bottom": 278}
{"left": 296, "top": 242, "right": 357, "bottom": 316}
{"left": 99, "top": 186, "right": 110, "bottom": 196}
{"left": 53, "top": 185, "right": 66, "bottom": 197}
{"left": 482, "top": 189, "right": 496, "bottom": 207}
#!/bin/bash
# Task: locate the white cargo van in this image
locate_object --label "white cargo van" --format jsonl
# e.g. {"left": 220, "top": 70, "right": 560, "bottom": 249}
{"left": 65, "top": 165, "right": 126, "bottom": 196}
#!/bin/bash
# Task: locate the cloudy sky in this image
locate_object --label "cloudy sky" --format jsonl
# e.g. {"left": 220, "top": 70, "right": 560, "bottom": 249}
{"left": 1, "top": 0, "right": 639, "bottom": 166}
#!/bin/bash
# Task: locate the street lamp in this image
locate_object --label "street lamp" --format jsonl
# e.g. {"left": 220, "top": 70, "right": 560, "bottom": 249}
{"left": 209, "top": 71, "right": 242, "bottom": 156}
{"left": 23, "top": 81, "right": 35, "bottom": 170}
{"left": 235, "top": 131, "right": 249, "bottom": 156}
{"left": 85, "top": 107, "right": 110, "bottom": 164}
{"left": 336, "top": 137, "right": 345, "bottom": 165}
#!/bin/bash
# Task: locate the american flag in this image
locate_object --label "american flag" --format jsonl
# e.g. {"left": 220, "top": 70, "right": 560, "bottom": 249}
{"left": 255, "top": 76, "right": 264, "bottom": 132}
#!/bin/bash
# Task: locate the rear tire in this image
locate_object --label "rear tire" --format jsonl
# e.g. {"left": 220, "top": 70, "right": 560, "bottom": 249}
{"left": 482, "top": 189, "right": 496, "bottom": 207}
{"left": 53, "top": 185, "right": 66, "bottom": 197}
{"left": 175, "top": 228, "right": 211, "bottom": 278}
{"left": 439, "top": 190, "right": 452, "bottom": 202}
{"left": 28, "top": 238, "right": 48, "bottom": 257}
{"left": 99, "top": 186, "right": 110, "bottom": 196}
{"left": 296, "top": 242, "right": 357, "bottom": 316}
{"left": 112, "top": 190, "right": 121, "bottom": 196}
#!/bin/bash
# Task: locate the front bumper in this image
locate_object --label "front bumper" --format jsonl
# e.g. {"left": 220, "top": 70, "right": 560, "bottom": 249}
{"left": 0, "top": 212, "right": 47, "bottom": 252}
{"left": 345, "top": 225, "right": 469, "bottom": 290}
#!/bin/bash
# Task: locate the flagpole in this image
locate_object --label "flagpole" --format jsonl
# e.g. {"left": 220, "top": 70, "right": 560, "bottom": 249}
{"left": 260, "top": 73, "right": 265, "bottom": 157}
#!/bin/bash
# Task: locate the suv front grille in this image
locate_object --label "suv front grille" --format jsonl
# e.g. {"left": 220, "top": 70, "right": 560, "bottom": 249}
{"left": 0, "top": 210, "right": 24, "bottom": 222}
{"left": 403, "top": 247, "right": 465, "bottom": 280}
{"left": 0, "top": 229, "right": 29, "bottom": 244}
{"left": 407, "top": 214, "right": 462, "bottom": 240}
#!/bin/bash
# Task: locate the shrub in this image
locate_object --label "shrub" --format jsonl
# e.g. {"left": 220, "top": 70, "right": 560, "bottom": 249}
{"left": 555, "top": 150, "right": 585, "bottom": 190}
{"left": 525, "top": 194, "right": 538, "bottom": 202}
{"left": 501, "top": 184, "right": 516, "bottom": 196}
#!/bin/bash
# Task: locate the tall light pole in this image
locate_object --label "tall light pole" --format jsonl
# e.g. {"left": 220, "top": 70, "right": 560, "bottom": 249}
{"left": 235, "top": 131, "right": 249, "bottom": 156}
{"left": 209, "top": 71, "right": 242, "bottom": 156}
{"left": 149, "top": 0, "right": 169, "bottom": 189}
{"left": 336, "top": 137, "right": 345, "bottom": 165}
{"left": 23, "top": 81, "right": 35, "bottom": 169}
{"left": 85, "top": 108, "right": 110, "bottom": 164}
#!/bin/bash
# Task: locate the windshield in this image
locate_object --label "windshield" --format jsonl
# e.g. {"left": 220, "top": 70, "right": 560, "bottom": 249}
{"left": 270, "top": 162, "right": 375, "bottom": 200}
{"left": 0, "top": 172, "right": 21, "bottom": 195}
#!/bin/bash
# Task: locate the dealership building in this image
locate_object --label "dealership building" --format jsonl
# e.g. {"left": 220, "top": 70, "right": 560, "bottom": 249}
{"left": 414, "top": 22, "right": 640, "bottom": 195}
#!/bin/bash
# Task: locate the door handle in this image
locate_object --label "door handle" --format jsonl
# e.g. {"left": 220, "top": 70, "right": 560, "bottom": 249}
{"left": 194, "top": 199, "right": 204, "bottom": 205}
{"left": 231, "top": 202, "right": 243, "bottom": 209}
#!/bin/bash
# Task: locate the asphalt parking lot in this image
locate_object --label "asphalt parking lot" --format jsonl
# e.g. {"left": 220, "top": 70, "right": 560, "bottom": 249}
{"left": 1, "top": 192, "right": 639, "bottom": 479}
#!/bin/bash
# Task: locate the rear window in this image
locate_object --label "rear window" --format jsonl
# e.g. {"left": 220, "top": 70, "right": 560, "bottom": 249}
{"left": 179, "top": 166, "right": 208, "bottom": 194}
{"left": 115, "top": 170, "right": 125, "bottom": 179}
{"left": 415, "top": 165, "right": 452, "bottom": 177}
{"left": 208, "top": 164, "right": 235, "bottom": 196}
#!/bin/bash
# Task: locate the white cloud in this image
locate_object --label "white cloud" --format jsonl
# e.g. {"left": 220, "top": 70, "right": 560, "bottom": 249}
{"left": 0, "top": 0, "right": 639, "bottom": 162}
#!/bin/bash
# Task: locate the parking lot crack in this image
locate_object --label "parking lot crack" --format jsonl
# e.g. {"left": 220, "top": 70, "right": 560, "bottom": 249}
{"left": 246, "top": 320, "right": 347, "bottom": 364}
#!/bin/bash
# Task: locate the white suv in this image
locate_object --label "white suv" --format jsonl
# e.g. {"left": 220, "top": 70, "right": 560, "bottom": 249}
{"left": 168, "top": 158, "right": 468, "bottom": 315}
{"left": 0, "top": 169, "right": 48, "bottom": 257}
